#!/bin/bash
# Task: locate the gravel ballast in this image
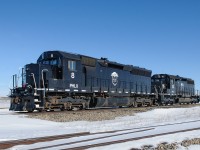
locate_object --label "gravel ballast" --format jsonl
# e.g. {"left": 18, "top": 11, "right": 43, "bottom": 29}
{"left": 27, "top": 107, "right": 154, "bottom": 122}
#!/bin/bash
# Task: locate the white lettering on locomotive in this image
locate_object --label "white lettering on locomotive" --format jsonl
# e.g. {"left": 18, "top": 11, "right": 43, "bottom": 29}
{"left": 111, "top": 72, "right": 119, "bottom": 86}
{"left": 71, "top": 72, "right": 75, "bottom": 79}
{"left": 69, "top": 84, "right": 78, "bottom": 88}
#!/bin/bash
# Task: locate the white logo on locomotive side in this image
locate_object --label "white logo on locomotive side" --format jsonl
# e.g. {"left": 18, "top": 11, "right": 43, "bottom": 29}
{"left": 111, "top": 72, "right": 119, "bottom": 86}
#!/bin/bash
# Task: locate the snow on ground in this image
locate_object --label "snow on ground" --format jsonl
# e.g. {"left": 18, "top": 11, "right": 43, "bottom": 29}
{"left": 181, "top": 145, "right": 200, "bottom": 150}
{"left": 0, "top": 98, "right": 10, "bottom": 109}
{"left": 1, "top": 105, "right": 200, "bottom": 141}
{"left": 0, "top": 100, "right": 200, "bottom": 150}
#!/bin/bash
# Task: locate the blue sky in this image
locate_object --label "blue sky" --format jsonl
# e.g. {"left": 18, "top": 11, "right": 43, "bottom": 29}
{"left": 0, "top": 0, "right": 200, "bottom": 96}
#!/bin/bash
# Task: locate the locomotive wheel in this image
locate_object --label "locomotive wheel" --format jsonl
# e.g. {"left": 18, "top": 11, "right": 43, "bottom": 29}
{"left": 148, "top": 101, "right": 153, "bottom": 107}
{"left": 60, "top": 106, "right": 65, "bottom": 111}
{"left": 134, "top": 101, "right": 138, "bottom": 107}
{"left": 27, "top": 109, "right": 34, "bottom": 113}
{"left": 79, "top": 105, "right": 84, "bottom": 110}
{"left": 38, "top": 109, "right": 43, "bottom": 112}
{"left": 45, "top": 109, "right": 54, "bottom": 112}
{"left": 67, "top": 106, "right": 72, "bottom": 111}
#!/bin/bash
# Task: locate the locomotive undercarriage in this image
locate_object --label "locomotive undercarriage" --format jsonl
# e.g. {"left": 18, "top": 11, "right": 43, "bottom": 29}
{"left": 10, "top": 93, "right": 91, "bottom": 112}
{"left": 10, "top": 89, "right": 156, "bottom": 112}
{"left": 10, "top": 89, "right": 198, "bottom": 112}
{"left": 157, "top": 94, "right": 198, "bottom": 106}
{"left": 35, "top": 92, "right": 92, "bottom": 111}
{"left": 46, "top": 92, "right": 155, "bottom": 109}
{"left": 178, "top": 97, "right": 198, "bottom": 104}
{"left": 43, "top": 97, "right": 88, "bottom": 111}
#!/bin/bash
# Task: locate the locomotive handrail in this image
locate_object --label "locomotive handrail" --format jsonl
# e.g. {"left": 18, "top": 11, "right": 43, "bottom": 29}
{"left": 42, "top": 69, "right": 48, "bottom": 98}
{"left": 31, "top": 73, "right": 37, "bottom": 96}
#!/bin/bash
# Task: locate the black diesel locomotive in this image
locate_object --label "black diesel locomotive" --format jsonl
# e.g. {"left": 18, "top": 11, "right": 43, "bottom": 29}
{"left": 152, "top": 74, "right": 197, "bottom": 105}
{"left": 9, "top": 51, "right": 198, "bottom": 112}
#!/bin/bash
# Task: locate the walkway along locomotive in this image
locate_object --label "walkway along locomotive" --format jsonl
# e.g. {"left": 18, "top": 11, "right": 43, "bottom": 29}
{"left": 9, "top": 51, "right": 198, "bottom": 112}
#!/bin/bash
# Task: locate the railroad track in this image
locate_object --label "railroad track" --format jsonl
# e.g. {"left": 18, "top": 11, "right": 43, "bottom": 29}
{"left": 0, "top": 132, "right": 90, "bottom": 149}
{"left": 1, "top": 120, "right": 200, "bottom": 150}
{"left": 0, "top": 126, "right": 154, "bottom": 149}
{"left": 61, "top": 127, "right": 200, "bottom": 150}
{"left": 30, "top": 128, "right": 154, "bottom": 150}
{"left": 0, "top": 128, "right": 152, "bottom": 149}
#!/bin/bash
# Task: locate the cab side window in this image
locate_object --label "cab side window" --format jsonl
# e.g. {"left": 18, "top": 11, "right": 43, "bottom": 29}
{"left": 68, "top": 60, "right": 76, "bottom": 71}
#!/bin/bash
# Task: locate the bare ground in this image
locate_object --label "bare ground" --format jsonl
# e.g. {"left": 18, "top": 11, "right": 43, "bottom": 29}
{"left": 26, "top": 104, "right": 200, "bottom": 122}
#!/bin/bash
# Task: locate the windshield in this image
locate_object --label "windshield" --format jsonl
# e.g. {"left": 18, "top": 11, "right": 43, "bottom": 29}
{"left": 153, "top": 78, "right": 166, "bottom": 83}
{"left": 16, "top": 67, "right": 26, "bottom": 88}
